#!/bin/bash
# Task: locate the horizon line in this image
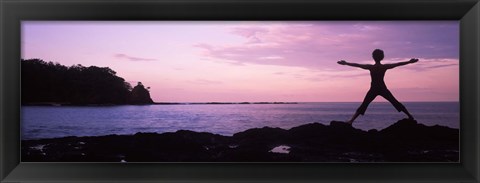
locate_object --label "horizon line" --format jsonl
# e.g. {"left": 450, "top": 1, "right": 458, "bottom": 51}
{"left": 153, "top": 101, "right": 459, "bottom": 103}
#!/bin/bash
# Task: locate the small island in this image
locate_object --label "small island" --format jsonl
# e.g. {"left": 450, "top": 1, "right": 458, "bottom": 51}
{"left": 22, "top": 59, "right": 154, "bottom": 105}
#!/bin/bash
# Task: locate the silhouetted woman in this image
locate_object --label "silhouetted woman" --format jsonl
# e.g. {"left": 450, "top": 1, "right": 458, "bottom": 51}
{"left": 337, "top": 49, "right": 418, "bottom": 125}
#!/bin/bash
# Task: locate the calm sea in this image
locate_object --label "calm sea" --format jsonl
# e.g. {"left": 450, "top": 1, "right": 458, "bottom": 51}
{"left": 21, "top": 102, "right": 459, "bottom": 140}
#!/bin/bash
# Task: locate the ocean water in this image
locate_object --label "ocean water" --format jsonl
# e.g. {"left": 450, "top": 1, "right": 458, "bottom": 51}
{"left": 21, "top": 102, "right": 459, "bottom": 140}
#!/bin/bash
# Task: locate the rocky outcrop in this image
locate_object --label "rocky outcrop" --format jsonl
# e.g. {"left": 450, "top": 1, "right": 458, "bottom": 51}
{"left": 129, "top": 82, "right": 154, "bottom": 104}
{"left": 22, "top": 119, "right": 458, "bottom": 162}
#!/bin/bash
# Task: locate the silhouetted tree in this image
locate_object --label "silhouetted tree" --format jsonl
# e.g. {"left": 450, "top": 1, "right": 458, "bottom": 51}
{"left": 21, "top": 59, "right": 154, "bottom": 105}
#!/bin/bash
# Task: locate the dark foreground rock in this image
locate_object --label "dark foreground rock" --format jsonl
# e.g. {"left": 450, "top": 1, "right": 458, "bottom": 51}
{"left": 22, "top": 119, "right": 458, "bottom": 162}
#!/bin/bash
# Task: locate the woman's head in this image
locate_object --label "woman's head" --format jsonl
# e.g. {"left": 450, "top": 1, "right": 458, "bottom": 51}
{"left": 372, "top": 49, "right": 384, "bottom": 63}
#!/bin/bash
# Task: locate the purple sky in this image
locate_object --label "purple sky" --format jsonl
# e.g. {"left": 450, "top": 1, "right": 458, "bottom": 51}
{"left": 22, "top": 21, "right": 459, "bottom": 102}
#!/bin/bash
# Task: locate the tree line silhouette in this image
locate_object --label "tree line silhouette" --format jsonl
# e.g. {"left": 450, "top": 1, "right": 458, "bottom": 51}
{"left": 21, "top": 59, "right": 153, "bottom": 105}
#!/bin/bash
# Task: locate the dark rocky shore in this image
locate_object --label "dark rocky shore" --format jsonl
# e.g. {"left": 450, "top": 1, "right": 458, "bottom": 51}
{"left": 22, "top": 119, "right": 459, "bottom": 162}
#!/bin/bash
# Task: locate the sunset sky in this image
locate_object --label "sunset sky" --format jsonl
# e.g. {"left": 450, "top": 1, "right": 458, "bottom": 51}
{"left": 22, "top": 21, "right": 459, "bottom": 102}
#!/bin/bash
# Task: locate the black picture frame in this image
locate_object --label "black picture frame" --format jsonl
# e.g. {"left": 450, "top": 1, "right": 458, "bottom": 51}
{"left": 1, "top": 0, "right": 479, "bottom": 182}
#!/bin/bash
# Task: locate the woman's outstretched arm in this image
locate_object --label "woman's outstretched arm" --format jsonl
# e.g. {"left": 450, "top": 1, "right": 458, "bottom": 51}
{"left": 385, "top": 58, "right": 419, "bottom": 69}
{"left": 337, "top": 60, "right": 371, "bottom": 70}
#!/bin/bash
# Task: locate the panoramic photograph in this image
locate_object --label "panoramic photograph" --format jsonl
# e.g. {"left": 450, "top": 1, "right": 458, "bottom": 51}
{"left": 21, "top": 21, "right": 459, "bottom": 162}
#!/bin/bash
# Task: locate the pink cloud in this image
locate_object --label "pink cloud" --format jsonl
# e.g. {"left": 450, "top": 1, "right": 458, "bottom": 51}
{"left": 114, "top": 53, "right": 157, "bottom": 61}
{"left": 194, "top": 22, "right": 459, "bottom": 71}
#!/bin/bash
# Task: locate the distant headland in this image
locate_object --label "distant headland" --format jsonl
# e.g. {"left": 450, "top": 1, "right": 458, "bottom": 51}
{"left": 22, "top": 59, "right": 154, "bottom": 105}
{"left": 22, "top": 59, "right": 299, "bottom": 106}
{"left": 153, "top": 102, "right": 298, "bottom": 105}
